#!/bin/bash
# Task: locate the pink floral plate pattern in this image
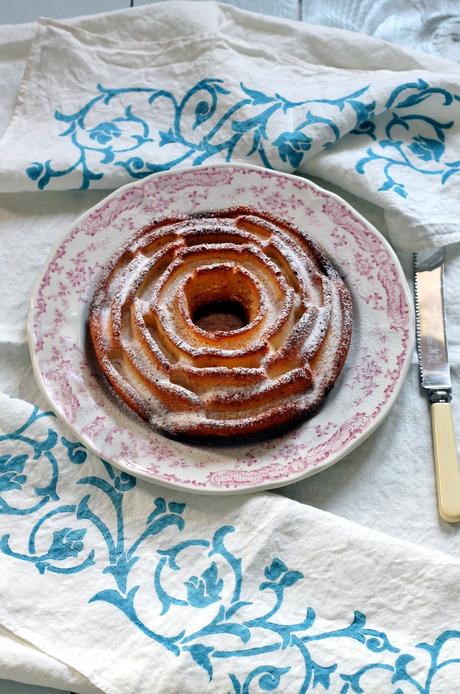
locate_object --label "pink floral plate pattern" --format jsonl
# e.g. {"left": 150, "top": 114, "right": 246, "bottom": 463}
{"left": 28, "top": 164, "right": 414, "bottom": 494}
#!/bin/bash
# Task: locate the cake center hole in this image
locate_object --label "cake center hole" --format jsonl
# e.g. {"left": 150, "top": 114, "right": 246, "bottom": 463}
{"left": 193, "top": 299, "right": 248, "bottom": 333}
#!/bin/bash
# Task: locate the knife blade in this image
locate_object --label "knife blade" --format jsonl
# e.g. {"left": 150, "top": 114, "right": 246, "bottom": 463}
{"left": 414, "top": 250, "right": 460, "bottom": 522}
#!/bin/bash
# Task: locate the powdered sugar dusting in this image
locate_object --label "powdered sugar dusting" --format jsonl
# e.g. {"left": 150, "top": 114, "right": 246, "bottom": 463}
{"left": 30, "top": 165, "right": 413, "bottom": 493}
{"left": 89, "top": 207, "right": 352, "bottom": 440}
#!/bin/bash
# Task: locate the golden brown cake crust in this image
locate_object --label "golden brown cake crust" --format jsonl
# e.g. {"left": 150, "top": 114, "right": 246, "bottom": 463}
{"left": 89, "top": 207, "right": 352, "bottom": 441}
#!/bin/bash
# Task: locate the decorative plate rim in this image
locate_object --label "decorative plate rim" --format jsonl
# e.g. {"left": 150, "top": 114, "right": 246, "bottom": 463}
{"left": 27, "top": 163, "right": 415, "bottom": 494}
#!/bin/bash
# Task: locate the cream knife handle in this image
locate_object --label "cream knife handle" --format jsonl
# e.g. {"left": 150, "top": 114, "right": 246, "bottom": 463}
{"left": 431, "top": 402, "right": 460, "bottom": 523}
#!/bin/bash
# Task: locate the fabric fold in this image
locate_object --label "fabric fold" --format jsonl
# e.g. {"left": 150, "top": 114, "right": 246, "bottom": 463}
{"left": 0, "top": 625, "right": 98, "bottom": 694}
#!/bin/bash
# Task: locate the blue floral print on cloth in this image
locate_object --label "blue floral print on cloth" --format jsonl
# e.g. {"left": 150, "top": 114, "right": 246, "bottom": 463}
{"left": 1, "top": 405, "right": 460, "bottom": 692}
{"left": 25, "top": 78, "right": 460, "bottom": 199}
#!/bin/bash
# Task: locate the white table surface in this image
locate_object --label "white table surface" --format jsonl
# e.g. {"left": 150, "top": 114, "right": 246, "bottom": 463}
{"left": 0, "top": 0, "right": 300, "bottom": 24}
{"left": 0, "top": 1, "right": 458, "bottom": 693}
{"left": 0, "top": 684, "right": 60, "bottom": 694}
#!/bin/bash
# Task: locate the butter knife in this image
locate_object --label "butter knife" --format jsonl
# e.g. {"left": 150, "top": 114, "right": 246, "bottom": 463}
{"left": 414, "top": 249, "right": 460, "bottom": 522}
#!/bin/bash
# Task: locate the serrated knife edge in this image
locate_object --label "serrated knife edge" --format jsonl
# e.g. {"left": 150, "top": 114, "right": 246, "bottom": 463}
{"left": 413, "top": 264, "right": 424, "bottom": 384}
{"left": 414, "top": 250, "right": 451, "bottom": 396}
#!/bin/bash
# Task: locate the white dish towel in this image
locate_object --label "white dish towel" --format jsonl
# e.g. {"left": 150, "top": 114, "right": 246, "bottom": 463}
{"left": 2, "top": 395, "right": 460, "bottom": 694}
{"left": 0, "top": 1, "right": 460, "bottom": 250}
{"left": 1, "top": 4, "right": 460, "bottom": 693}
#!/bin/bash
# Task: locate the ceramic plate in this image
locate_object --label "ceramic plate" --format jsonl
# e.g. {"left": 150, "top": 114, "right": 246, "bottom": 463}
{"left": 28, "top": 164, "right": 414, "bottom": 494}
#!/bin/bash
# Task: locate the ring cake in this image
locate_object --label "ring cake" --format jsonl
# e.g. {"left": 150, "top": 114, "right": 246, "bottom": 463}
{"left": 89, "top": 207, "right": 352, "bottom": 441}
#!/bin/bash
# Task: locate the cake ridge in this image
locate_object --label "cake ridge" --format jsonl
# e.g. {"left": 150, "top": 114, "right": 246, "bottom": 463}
{"left": 89, "top": 207, "right": 352, "bottom": 440}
